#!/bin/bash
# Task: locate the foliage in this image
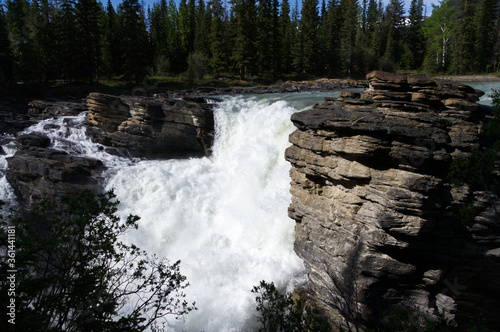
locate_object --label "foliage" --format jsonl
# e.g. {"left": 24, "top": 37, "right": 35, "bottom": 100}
{"left": 0, "top": 190, "right": 195, "bottom": 331}
{"left": 1, "top": 0, "right": 499, "bottom": 84}
{"left": 380, "top": 305, "right": 445, "bottom": 332}
{"left": 252, "top": 280, "right": 331, "bottom": 332}
{"left": 447, "top": 90, "right": 500, "bottom": 223}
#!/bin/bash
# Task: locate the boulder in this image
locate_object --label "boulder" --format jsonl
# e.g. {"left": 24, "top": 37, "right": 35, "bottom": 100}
{"left": 6, "top": 133, "right": 105, "bottom": 209}
{"left": 286, "top": 72, "right": 499, "bottom": 330}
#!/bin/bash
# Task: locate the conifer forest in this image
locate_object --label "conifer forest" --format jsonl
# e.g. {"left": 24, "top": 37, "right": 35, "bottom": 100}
{"left": 0, "top": 0, "right": 499, "bottom": 87}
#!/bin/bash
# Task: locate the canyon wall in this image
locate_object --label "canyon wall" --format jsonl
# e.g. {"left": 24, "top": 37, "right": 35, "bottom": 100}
{"left": 286, "top": 71, "right": 500, "bottom": 330}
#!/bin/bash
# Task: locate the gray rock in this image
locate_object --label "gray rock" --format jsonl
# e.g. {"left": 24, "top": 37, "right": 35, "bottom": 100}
{"left": 286, "top": 71, "right": 499, "bottom": 330}
{"left": 6, "top": 134, "right": 105, "bottom": 209}
{"left": 85, "top": 93, "right": 215, "bottom": 159}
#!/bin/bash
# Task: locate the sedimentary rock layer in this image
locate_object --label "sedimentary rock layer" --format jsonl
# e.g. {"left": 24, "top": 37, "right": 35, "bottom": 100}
{"left": 86, "top": 93, "right": 215, "bottom": 159}
{"left": 286, "top": 71, "right": 499, "bottom": 330}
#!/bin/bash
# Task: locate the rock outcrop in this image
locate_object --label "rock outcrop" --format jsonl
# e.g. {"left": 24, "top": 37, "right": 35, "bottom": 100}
{"left": 86, "top": 93, "right": 215, "bottom": 159}
{"left": 286, "top": 71, "right": 499, "bottom": 330}
{"left": 27, "top": 98, "right": 86, "bottom": 120}
{"left": 6, "top": 133, "right": 105, "bottom": 208}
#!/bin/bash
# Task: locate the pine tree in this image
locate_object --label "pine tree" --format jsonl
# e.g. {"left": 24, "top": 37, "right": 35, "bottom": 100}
{"left": 383, "top": 0, "right": 404, "bottom": 67}
{"left": 178, "top": 0, "right": 191, "bottom": 71}
{"left": 6, "top": 0, "right": 38, "bottom": 82}
{"left": 280, "top": 0, "right": 294, "bottom": 75}
{"left": 339, "top": 0, "right": 359, "bottom": 76}
{"left": 53, "top": 0, "right": 79, "bottom": 81}
{"left": 406, "top": 0, "right": 425, "bottom": 69}
{"left": 0, "top": 2, "right": 13, "bottom": 89}
{"left": 299, "top": 0, "right": 320, "bottom": 74}
{"left": 452, "top": 0, "right": 476, "bottom": 74}
{"left": 101, "top": 0, "right": 120, "bottom": 78}
{"left": 257, "top": 0, "right": 272, "bottom": 75}
{"left": 208, "top": 0, "right": 227, "bottom": 77}
{"left": 32, "top": 0, "right": 57, "bottom": 81}
{"left": 75, "top": 0, "right": 102, "bottom": 83}
{"left": 119, "top": 0, "right": 149, "bottom": 83}
{"left": 270, "top": 0, "right": 281, "bottom": 79}
{"left": 194, "top": 0, "right": 210, "bottom": 56}
{"left": 324, "top": 0, "right": 342, "bottom": 76}
{"left": 291, "top": 0, "right": 304, "bottom": 74}
{"left": 233, "top": 0, "right": 257, "bottom": 79}
{"left": 474, "top": 0, "right": 498, "bottom": 72}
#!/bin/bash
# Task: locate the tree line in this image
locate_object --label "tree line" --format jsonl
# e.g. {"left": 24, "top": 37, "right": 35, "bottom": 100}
{"left": 0, "top": 0, "right": 499, "bottom": 88}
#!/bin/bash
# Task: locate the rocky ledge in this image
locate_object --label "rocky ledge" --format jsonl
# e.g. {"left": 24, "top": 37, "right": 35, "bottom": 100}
{"left": 86, "top": 93, "right": 215, "bottom": 159}
{"left": 6, "top": 133, "right": 105, "bottom": 209}
{"left": 286, "top": 71, "right": 499, "bottom": 330}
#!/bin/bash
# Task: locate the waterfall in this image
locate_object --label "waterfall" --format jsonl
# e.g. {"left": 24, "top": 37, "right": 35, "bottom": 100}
{"left": 105, "top": 95, "right": 312, "bottom": 331}
{"left": 2, "top": 91, "right": 344, "bottom": 330}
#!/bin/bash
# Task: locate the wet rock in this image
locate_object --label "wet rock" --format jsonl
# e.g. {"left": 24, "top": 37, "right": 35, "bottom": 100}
{"left": 6, "top": 134, "right": 105, "bottom": 209}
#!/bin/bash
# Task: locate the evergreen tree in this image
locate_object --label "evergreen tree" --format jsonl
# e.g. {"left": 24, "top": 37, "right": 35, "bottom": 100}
{"left": 299, "top": 0, "right": 320, "bottom": 74}
{"left": 101, "top": 0, "right": 120, "bottom": 78}
{"left": 370, "top": 0, "right": 386, "bottom": 64}
{"left": 422, "top": 0, "right": 455, "bottom": 73}
{"left": 178, "top": 0, "right": 191, "bottom": 71}
{"left": 166, "top": 0, "right": 185, "bottom": 73}
{"left": 6, "top": 0, "right": 38, "bottom": 82}
{"left": 324, "top": 0, "right": 342, "bottom": 76}
{"left": 474, "top": 0, "right": 498, "bottom": 72}
{"left": 362, "top": 0, "right": 380, "bottom": 71}
{"left": 256, "top": 0, "right": 273, "bottom": 76}
{"left": 53, "top": 0, "right": 79, "bottom": 81}
{"left": 194, "top": 0, "right": 210, "bottom": 56}
{"left": 32, "top": 0, "right": 57, "bottom": 81}
{"left": 75, "top": 0, "right": 102, "bottom": 83}
{"left": 187, "top": 0, "right": 197, "bottom": 55}
{"left": 0, "top": 1, "right": 13, "bottom": 89}
{"left": 280, "top": 0, "right": 294, "bottom": 75}
{"left": 339, "top": 0, "right": 359, "bottom": 76}
{"left": 233, "top": 0, "right": 257, "bottom": 79}
{"left": 406, "top": 0, "right": 425, "bottom": 69}
{"left": 384, "top": 0, "right": 404, "bottom": 67}
{"left": 291, "top": 0, "right": 304, "bottom": 74}
{"left": 119, "top": 0, "right": 149, "bottom": 83}
{"left": 452, "top": 0, "right": 476, "bottom": 74}
{"left": 149, "top": 0, "right": 169, "bottom": 75}
{"left": 208, "top": 0, "right": 227, "bottom": 76}
{"left": 270, "top": 0, "right": 281, "bottom": 79}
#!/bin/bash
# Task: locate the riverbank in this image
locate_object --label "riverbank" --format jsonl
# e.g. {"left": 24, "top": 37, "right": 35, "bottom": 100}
{"left": 432, "top": 75, "right": 500, "bottom": 82}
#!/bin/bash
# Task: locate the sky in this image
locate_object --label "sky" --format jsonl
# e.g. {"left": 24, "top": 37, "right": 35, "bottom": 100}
{"left": 106, "top": 0, "right": 440, "bottom": 15}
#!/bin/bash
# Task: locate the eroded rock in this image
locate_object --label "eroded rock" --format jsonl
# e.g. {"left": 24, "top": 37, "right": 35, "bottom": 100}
{"left": 86, "top": 93, "right": 215, "bottom": 159}
{"left": 6, "top": 133, "right": 105, "bottom": 208}
{"left": 286, "top": 71, "right": 499, "bottom": 330}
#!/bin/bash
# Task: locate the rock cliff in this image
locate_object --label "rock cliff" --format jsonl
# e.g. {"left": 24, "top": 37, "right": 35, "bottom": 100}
{"left": 286, "top": 71, "right": 499, "bottom": 330}
{"left": 86, "top": 93, "right": 215, "bottom": 159}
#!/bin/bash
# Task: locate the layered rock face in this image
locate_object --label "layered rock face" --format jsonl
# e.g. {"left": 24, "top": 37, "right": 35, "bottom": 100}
{"left": 6, "top": 133, "right": 105, "bottom": 208}
{"left": 86, "top": 93, "right": 215, "bottom": 159}
{"left": 286, "top": 71, "right": 499, "bottom": 330}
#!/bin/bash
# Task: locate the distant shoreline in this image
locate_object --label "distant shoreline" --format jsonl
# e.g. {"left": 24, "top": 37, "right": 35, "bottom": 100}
{"left": 432, "top": 75, "right": 500, "bottom": 82}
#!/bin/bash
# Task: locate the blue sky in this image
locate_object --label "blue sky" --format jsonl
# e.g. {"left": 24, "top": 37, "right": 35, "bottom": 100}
{"left": 105, "top": 0, "right": 439, "bottom": 14}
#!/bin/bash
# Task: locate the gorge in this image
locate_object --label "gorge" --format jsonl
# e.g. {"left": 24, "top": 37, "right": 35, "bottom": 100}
{"left": 1, "top": 74, "right": 500, "bottom": 331}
